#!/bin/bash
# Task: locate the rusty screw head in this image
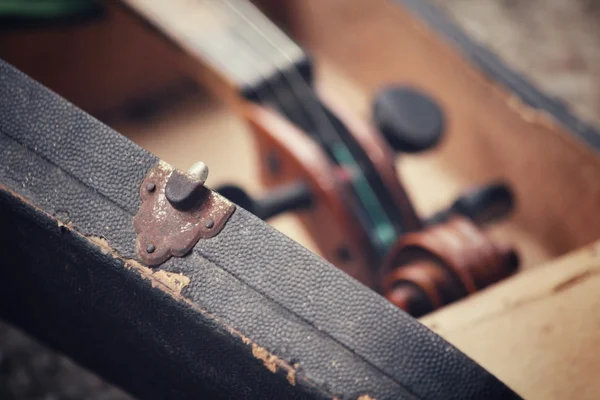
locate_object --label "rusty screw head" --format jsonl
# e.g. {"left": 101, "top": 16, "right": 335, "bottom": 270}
{"left": 204, "top": 218, "right": 215, "bottom": 229}
{"left": 146, "top": 183, "right": 156, "bottom": 193}
{"left": 146, "top": 244, "right": 156, "bottom": 253}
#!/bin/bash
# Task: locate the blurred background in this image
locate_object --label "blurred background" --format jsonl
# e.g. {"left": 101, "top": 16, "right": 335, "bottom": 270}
{"left": 430, "top": 0, "right": 600, "bottom": 127}
{"left": 1, "top": 0, "right": 599, "bottom": 398}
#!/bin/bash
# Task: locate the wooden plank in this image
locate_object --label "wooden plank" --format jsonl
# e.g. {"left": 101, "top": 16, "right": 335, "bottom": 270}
{"left": 421, "top": 241, "right": 600, "bottom": 399}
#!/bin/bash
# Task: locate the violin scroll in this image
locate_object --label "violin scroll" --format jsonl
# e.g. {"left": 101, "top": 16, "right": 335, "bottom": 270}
{"left": 381, "top": 184, "right": 519, "bottom": 317}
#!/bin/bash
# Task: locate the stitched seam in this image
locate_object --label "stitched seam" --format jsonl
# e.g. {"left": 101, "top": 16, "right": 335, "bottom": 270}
{"left": 184, "top": 251, "right": 412, "bottom": 400}
{"left": 195, "top": 243, "right": 433, "bottom": 400}
{"left": 0, "top": 187, "right": 328, "bottom": 399}
{"left": 0, "top": 129, "right": 141, "bottom": 217}
{"left": 0, "top": 135, "right": 417, "bottom": 398}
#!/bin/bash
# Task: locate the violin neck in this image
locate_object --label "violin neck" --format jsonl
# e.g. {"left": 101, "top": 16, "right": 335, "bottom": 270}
{"left": 123, "top": 0, "right": 312, "bottom": 94}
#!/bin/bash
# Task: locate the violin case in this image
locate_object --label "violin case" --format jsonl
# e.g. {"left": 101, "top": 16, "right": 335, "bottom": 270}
{"left": 1, "top": 1, "right": 599, "bottom": 399}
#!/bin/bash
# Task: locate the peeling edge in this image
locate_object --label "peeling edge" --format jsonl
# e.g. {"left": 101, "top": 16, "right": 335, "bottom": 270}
{"left": 85, "top": 234, "right": 303, "bottom": 387}
{"left": 251, "top": 343, "right": 278, "bottom": 374}
{"left": 88, "top": 235, "right": 191, "bottom": 295}
{"left": 0, "top": 184, "right": 313, "bottom": 394}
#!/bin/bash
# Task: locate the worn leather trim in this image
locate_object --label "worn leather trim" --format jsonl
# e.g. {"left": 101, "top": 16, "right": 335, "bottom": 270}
{"left": 0, "top": 58, "right": 520, "bottom": 399}
{"left": 0, "top": 188, "right": 319, "bottom": 399}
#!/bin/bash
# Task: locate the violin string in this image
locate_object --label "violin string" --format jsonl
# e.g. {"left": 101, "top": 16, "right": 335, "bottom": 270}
{"left": 205, "top": 0, "right": 395, "bottom": 245}
{"left": 219, "top": 0, "right": 398, "bottom": 246}
{"left": 198, "top": 0, "right": 310, "bottom": 133}
{"left": 203, "top": 0, "right": 344, "bottom": 150}
{"left": 221, "top": 0, "right": 344, "bottom": 145}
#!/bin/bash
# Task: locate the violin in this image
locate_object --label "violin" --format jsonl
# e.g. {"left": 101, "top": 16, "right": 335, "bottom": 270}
{"left": 122, "top": 0, "right": 518, "bottom": 313}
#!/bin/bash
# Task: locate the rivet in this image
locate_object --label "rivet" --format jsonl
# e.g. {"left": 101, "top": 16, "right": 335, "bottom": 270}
{"left": 204, "top": 218, "right": 215, "bottom": 229}
{"left": 146, "top": 244, "right": 156, "bottom": 253}
{"left": 146, "top": 183, "right": 156, "bottom": 193}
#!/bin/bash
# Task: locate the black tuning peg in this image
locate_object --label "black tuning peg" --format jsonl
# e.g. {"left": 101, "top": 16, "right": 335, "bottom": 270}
{"left": 427, "top": 182, "right": 515, "bottom": 227}
{"left": 216, "top": 181, "right": 313, "bottom": 220}
{"left": 373, "top": 85, "right": 445, "bottom": 153}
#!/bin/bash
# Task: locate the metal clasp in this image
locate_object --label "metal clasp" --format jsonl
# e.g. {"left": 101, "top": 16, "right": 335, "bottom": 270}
{"left": 133, "top": 161, "right": 235, "bottom": 266}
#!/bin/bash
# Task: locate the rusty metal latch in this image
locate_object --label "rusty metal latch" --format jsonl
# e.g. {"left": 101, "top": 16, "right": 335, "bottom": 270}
{"left": 133, "top": 161, "right": 235, "bottom": 266}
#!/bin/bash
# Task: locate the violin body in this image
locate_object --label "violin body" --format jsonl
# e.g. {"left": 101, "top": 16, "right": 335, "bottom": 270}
{"left": 1, "top": 0, "right": 600, "bottom": 399}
